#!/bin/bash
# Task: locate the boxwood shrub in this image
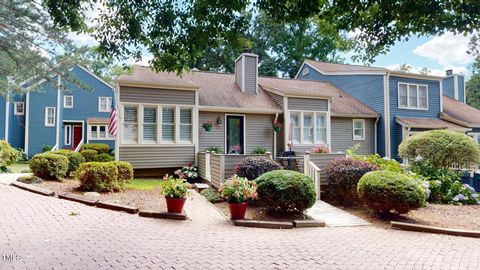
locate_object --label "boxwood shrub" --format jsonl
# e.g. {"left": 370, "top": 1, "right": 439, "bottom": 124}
{"left": 235, "top": 156, "right": 282, "bottom": 180}
{"left": 81, "top": 143, "right": 109, "bottom": 154}
{"left": 357, "top": 170, "right": 427, "bottom": 214}
{"left": 30, "top": 153, "right": 69, "bottom": 180}
{"left": 75, "top": 162, "right": 122, "bottom": 192}
{"left": 0, "top": 140, "right": 19, "bottom": 171}
{"left": 94, "top": 153, "right": 114, "bottom": 162}
{"left": 80, "top": 149, "right": 98, "bottom": 162}
{"left": 325, "top": 158, "right": 379, "bottom": 205}
{"left": 255, "top": 170, "right": 316, "bottom": 215}
{"left": 109, "top": 161, "right": 134, "bottom": 181}
{"left": 51, "top": 149, "right": 85, "bottom": 174}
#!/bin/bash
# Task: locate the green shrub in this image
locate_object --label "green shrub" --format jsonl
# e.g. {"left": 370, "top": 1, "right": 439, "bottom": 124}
{"left": 17, "top": 175, "right": 43, "bottom": 184}
{"left": 235, "top": 156, "right": 282, "bottom": 180}
{"left": 15, "top": 148, "right": 28, "bottom": 162}
{"left": 81, "top": 143, "right": 109, "bottom": 154}
{"left": 255, "top": 170, "right": 316, "bottom": 215}
{"left": 30, "top": 153, "right": 69, "bottom": 180}
{"left": 109, "top": 161, "right": 134, "bottom": 181}
{"left": 75, "top": 162, "right": 122, "bottom": 192}
{"left": 251, "top": 147, "right": 267, "bottom": 154}
{"left": 0, "top": 140, "right": 19, "bottom": 171}
{"left": 42, "top": 145, "right": 53, "bottom": 152}
{"left": 159, "top": 175, "right": 189, "bottom": 199}
{"left": 399, "top": 130, "right": 480, "bottom": 168}
{"left": 353, "top": 154, "right": 403, "bottom": 173}
{"left": 80, "top": 149, "right": 98, "bottom": 162}
{"left": 206, "top": 146, "right": 223, "bottom": 153}
{"left": 94, "top": 153, "right": 114, "bottom": 162}
{"left": 200, "top": 187, "right": 223, "bottom": 203}
{"left": 51, "top": 149, "right": 85, "bottom": 173}
{"left": 325, "top": 158, "right": 379, "bottom": 205}
{"left": 357, "top": 171, "right": 427, "bottom": 214}
{"left": 445, "top": 181, "right": 480, "bottom": 205}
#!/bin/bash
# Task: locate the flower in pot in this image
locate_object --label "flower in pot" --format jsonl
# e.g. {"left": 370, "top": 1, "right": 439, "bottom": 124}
{"left": 272, "top": 122, "right": 282, "bottom": 133}
{"left": 311, "top": 144, "right": 331, "bottom": 154}
{"left": 219, "top": 175, "right": 257, "bottom": 220}
{"left": 160, "top": 174, "right": 190, "bottom": 213}
{"left": 202, "top": 121, "right": 213, "bottom": 132}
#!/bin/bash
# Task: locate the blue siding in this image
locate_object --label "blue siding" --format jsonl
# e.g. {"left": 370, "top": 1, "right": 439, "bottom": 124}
{"left": 458, "top": 75, "right": 465, "bottom": 102}
{"left": 0, "top": 95, "right": 5, "bottom": 140}
{"left": 442, "top": 75, "right": 465, "bottom": 103}
{"left": 389, "top": 76, "right": 441, "bottom": 159}
{"left": 442, "top": 76, "right": 455, "bottom": 99}
{"left": 298, "top": 64, "right": 386, "bottom": 156}
{"left": 8, "top": 93, "right": 25, "bottom": 149}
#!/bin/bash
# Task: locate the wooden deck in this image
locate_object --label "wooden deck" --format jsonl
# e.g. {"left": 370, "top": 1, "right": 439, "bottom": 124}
{"left": 307, "top": 200, "right": 370, "bottom": 227}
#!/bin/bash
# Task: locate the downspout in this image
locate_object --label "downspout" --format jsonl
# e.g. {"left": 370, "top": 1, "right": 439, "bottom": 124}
{"left": 384, "top": 72, "right": 391, "bottom": 158}
{"left": 24, "top": 91, "right": 30, "bottom": 156}
{"left": 273, "top": 112, "right": 279, "bottom": 158}
{"left": 4, "top": 93, "right": 9, "bottom": 142}
{"left": 55, "top": 76, "right": 61, "bottom": 148}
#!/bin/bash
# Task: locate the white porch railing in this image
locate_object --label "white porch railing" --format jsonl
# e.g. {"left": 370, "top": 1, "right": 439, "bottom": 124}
{"left": 74, "top": 139, "right": 84, "bottom": 152}
{"left": 50, "top": 144, "right": 59, "bottom": 151}
{"left": 304, "top": 158, "right": 321, "bottom": 200}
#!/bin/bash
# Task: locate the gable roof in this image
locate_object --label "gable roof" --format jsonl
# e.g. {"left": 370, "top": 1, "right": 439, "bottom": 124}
{"left": 117, "top": 66, "right": 378, "bottom": 117}
{"left": 395, "top": 116, "right": 470, "bottom": 132}
{"left": 441, "top": 96, "right": 480, "bottom": 128}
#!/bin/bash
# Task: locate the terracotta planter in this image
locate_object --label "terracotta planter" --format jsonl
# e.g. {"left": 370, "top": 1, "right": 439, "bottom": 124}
{"left": 165, "top": 197, "right": 186, "bottom": 213}
{"left": 228, "top": 202, "right": 248, "bottom": 220}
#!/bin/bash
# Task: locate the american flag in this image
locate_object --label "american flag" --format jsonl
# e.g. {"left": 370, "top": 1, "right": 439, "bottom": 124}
{"left": 108, "top": 91, "right": 118, "bottom": 136}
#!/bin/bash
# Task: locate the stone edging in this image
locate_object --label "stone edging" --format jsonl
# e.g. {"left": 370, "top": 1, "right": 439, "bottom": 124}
{"left": 11, "top": 181, "right": 55, "bottom": 197}
{"left": 233, "top": 219, "right": 325, "bottom": 229}
{"left": 391, "top": 221, "right": 480, "bottom": 238}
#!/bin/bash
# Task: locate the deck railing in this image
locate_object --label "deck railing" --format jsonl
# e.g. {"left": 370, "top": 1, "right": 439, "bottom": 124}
{"left": 304, "top": 159, "right": 321, "bottom": 200}
{"left": 74, "top": 139, "right": 84, "bottom": 152}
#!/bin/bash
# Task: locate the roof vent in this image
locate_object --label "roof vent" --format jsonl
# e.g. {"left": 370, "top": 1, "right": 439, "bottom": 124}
{"left": 446, "top": 69, "right": 453, "bottom": 76}
{"left": 235, "top": 52, "right": 258, "bottom": 94}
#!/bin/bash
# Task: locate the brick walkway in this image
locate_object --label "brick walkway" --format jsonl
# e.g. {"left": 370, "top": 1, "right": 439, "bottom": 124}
{"left": 2, "top": 184, "right": 480, "bottom": 269}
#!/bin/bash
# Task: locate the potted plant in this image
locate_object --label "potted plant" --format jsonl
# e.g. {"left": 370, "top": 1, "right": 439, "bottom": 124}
{"left": 202, "top": 121, "right": 213, "bottom": 132}
{"left": 160, "top": 174, "right": 190, "bottom": 213}
{"left": 219, "top": 175, "right": 257, "bottom": 219}
{"left": 311, "top": 144, "right": 331, "bottom": 154}
{"left": 174, "top": 163, "right": 199, "bottom": 183}
{"left": 273, "top": 122, "right": 282, "bottom": 133}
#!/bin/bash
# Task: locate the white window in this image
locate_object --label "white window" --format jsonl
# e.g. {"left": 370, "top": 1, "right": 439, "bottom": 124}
{"left": 123, "top": 106, "right": 138, "bottom": 143}
{"left": 162, "top": 107, "right": 175, "bottom": 142}
{"left": 64, "top": 95, "right": 73, "bottom": 108}
{"left": 398, "top": 83, "right": 428, "bottom": 110}
{"left": 290, "top": 112, "right": 301, "bottom": 144}
{"left": 289, "top": 111, "right": 328, "bottom": 145}
{"left": 315, "top": 113, "right": 326, "bottom": 144}
{"left": 64, "top": 125, "right": 72, "bottom": 145}
{"left": 353, "top": 119, "right": 365, "bottom": 140}
{"left": 90, "top": 125, "right": 114, "bottom": 140}
{"left": 143, "top": 107, "right": 157, "bottom": 143}
{"left": 14, "top": 102, "right": 24, "bottom": 115}
{"left": 302, "top": 67, "right": 310, "bottom": 76}
{"left": 99, "top": 97, "right": 112, "bottom": 112}
{"left": 303, "top": 112, "right": 314, "bottom": 144}
{"left": 45, "top": 107, "right": 55, "bottom": 127}
{"left": 180, "top": 108, "right": 192, "bottom": 142}
{"left": 469, "top": 133, "right": 480, "bottom": 144}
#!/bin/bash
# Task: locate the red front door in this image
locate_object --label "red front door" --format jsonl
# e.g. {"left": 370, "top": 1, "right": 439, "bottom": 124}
{"left": 73, "top": 126, "right": 83, "bottom": 150}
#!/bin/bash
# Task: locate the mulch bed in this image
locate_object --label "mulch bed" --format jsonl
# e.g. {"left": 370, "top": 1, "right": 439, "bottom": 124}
{"left": 34, "top": 179, "right": 167, "bottom": 212}
{"left": 213, "top": 201, "right": 312, "bottom": 222}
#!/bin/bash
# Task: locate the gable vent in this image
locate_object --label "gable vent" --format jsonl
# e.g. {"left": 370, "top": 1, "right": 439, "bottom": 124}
{"left": 235, "top": 52, "right": 258, "bottom": 94}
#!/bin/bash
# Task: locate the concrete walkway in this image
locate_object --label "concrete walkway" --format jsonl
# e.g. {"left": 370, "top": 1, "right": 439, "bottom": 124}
{"left": 184, "top": 189, "right": 230, "bottom": 225}
{"left": 307, "top": 200, "right": 370, "bottom": 227}
{"left": 0, "top": 173, "right": 30, "bottom": 185}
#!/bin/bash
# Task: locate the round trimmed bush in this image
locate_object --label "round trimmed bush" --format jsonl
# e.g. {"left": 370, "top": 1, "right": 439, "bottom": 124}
{"left": 51, "top": 149, "right": 85, "bottom": 173}
{"left": 325, "top": 158, "right": 379, "bottom": 205}
{"left": 0, "top": 140, "right": 19, "bottom": 169}
{"left": 81, "top": 143, "right": 109, "bottom": 154}
{"left": 357, "top": 171, "right": 427, "bottom": 214}
{"left": 235, "top": 156, "right": 282, "bottom": 180}
{"left": 109, "top": 161, "right": 134, "bottom": 181}
{"left": 30, "top": 153, "right": 69, "bottom": 180}
{"left": 255, "top": 170, "right": 316, "bottom": 215}
{"left": 80, "top": 149, "right": 98, "bottom": 162}
{"left": 94, "top": 153, "right": 114, "bottom": 162}
{"left": 75, "top": 162, "right": 122, "bottom": 192}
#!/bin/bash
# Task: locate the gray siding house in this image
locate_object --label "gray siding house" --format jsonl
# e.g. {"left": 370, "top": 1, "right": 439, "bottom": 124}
{"left": 115, "top": 53, "right": 378, "bottom": 171}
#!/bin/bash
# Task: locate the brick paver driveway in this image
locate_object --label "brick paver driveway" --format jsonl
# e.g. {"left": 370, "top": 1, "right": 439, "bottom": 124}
{"left": 1, "top": 184, "right": 480, "bottom": 270}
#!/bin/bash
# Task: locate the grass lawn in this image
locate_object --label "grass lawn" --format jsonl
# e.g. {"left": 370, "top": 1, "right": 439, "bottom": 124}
{"left": 7, "top": 163, "right": 31, "bottom": 173}
{"left": 125, "top": 179, "right": 163, "bottom": 191}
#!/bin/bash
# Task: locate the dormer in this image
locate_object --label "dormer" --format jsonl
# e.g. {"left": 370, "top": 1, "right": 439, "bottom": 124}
{"left": 234, "top": 52, "right": 258, "bottom": 94}
{"left": 442, "top": 69, "right": 465, "bottom": 103}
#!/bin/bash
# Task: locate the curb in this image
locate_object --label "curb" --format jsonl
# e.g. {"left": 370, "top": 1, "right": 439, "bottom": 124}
{"left": 294, "top": 220, "right": 326, "bottom": 228}
{"left": 233, "top": 219, "right": 294, "bottom": 229}
{"left": 139, "top": 210, "right": 187, "bottom": 220}
{"left": 391, "top": 221, "right": 480, "bottom": 238}
{"left": 96, "top": 201, "right": 139, "bottom": 214}
{"left": 58, "top": 193, "right": 98, "bottom": 206}
{"left": 11, "top": 181, "right": 55, "bottom": 197}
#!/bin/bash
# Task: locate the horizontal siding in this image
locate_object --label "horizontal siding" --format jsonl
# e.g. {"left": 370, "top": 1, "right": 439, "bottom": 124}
{"left": 288, "top": 97, "right": 328, "bottom": 111}
{"left": 246, "top": 114, "right": 274, "bottom": 154}
{"left": 120, "top": 86, "right": 195, "bottom": 105}
{"left": 267, "top": 91, "right": 284, "bottom": 110}
{"left": 210, "top": 154, "right": 223, "bottom": 188}
{"left": 198, "top": 152, "right": 206, "bottom": 179}
{"left": 331, "top": 117, "right": 375, "bottom": 155}
{"left": 119, "top": 145, "right": 195, "bottom": 169}
{"left": 244, "top": 55, "right": 257, "bottom": 94}
{"left": 235, "top": 59, "right": 243, "bottom": 90}
{"left": 199, "top": 112, "right": 225, "bottom": 152}
{"left": 308, "top": 153, "right": 346, "bottom": 186}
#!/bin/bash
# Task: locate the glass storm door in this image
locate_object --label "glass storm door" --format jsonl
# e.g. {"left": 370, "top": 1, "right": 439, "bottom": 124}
{"left": 226, "top": 115, "right": 244, "bottom": 154}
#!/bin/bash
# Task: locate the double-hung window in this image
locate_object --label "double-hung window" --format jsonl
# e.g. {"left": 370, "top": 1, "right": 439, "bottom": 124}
{"left": 143, "top": 107, "right": 157, "bottom": 143}
{"left": 315, "top": 113, "right": 327, "bottom": 144}
{"left": 45, "top": 107, "right": 55, "bottom": 127}
{"left": 180, "top": 108, "right": 193, "bottom": 142}
{"left": 398, "top": 83, "right": 428, "bottom": 110}
{"left": 123, "top": 106, "right": 138, "bottom": 143}
{"left": 290, "top": 112, "right": 301, "bottom": 144}
{"left": 289, "top": 111, "right": 328, "bottom": 144}
{"left": 99, "top": 97, "right": 112, "bottom": 112}
{"left": 303, "top": 112, "right": 314, "bottom": 144}
{"left": 64, "top": 96, "right": 73, "bottom": 108}
{"left": 353, "top": 119, "right": 365, "bottom": 140}
{"left": 14, "top": 102, "right": 25, "bottom": 115}
{"left": 162, "top": 107, "right": 175, "bottom": 142}
{"left": 90, "top": 125, "right": 114, "bottom": 140}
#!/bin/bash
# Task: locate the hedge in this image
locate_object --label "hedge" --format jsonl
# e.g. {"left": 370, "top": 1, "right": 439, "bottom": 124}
{"left": 81, "top": 143, "right": 109, "bottom": 154}
{"left": 30, "top": 153, "right": 69, "bottom": 180}
{"left": 75, "top": 162, "right": 122, "bottom": 192}
{"left": 109, "top": 161, "right": 134, "bottom": 181}
{"left": 80, "top": 149, "right": 98, "bottom": 162}
{"left": 51, "top": 149, "right": 85, "bottom": 173}
{"left": 235, "top": 156, "right": 282, "bottom": 180}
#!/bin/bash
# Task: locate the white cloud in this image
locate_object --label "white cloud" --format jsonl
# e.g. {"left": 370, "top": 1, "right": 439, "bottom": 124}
{"left": 413, "top": 32, "right": 475, "bottom": 66}
{"left": 384, "top": 63, "right": 467, "bottom": 76}
{"left": 67, "top": 32, "right": 98, "bottom": 46}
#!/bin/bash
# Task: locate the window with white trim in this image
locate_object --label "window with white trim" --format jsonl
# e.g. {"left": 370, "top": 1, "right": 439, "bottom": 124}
{"left": 64, "top": 95, "right": 73, "bottom": 108}
{"left": 143, "top": 107, "right": 157, "bottom": 143}
{"left": 398, "top": 83, "right": 428, "bottom": 110}
{"left": 469, "top": 133, "right": 480, "bottom": 144}
{"left": 45, "top": 107, "right": 55, "bottom": 127}
{"left": 180, "top": 108, "right": 192, "bottom": 142}
{"left": 162, "top": 107, "right": 175, "bottom": 142}
{"left": 14, "top": 102, "right": 24, "bottom": 115}
{"left": 65, "top": 125, "right": 72, "bottom": 145}
{"left": 353, "top": 119, "right": 365, "bottom": 140}
{"left": 289, "top": 111, "right": 328, "bottom": 144}
{"left": 123, "top": 106, "right": 138, "bottom": 143}
{"left": 90, "top": 125, "right": 114, "bottom": 140}
{"left": 99, "top": 97, "right": 112, "bottom": 112}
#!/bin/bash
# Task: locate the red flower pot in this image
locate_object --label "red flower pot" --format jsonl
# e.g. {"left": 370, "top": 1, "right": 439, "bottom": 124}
{"left": 165, "top": 197, "right": 186, "bottom": 213}
{"left": 228, "top": 202, "right": 248, "bottom": 220}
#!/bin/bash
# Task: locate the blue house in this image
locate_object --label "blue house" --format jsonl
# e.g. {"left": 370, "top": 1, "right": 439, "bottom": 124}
{"left": 1, "top": 65, "right": 115, "bottom": 157}
{"left": 295, "top": 61, "right": 472, "bottom": 159}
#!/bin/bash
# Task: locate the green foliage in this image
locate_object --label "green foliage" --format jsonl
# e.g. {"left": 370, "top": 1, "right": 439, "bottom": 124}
{"left": 80, "top": 149, "right": 98, "bottom": 162}
{"left": 467, "top": 57, "right": 480, "bottom": 109}
{"left": 42, "top": 145, "right": 53, "bottom": 152}
{"left": 235, "top": 156, "right": 282, "bottom": 180}
{"left": 174, "top": 163, "right": 198, "bottom": 182}
{"left": 255, "top": 170, "right": 316, "bottom": 214}
{"left": 125, "top": 179, "right": 163, "bottom": 191}
{"left": 159, "top": 175, "right": 189, "bottom": 199}
{"left": 0, "top": 140, "right": 19, "bottom": 171}
{"left": 251, "top": 147, "right": 267, "bottom": 154}
{"left": 30, "top": 153, "right": 69, "bottom": 180}
{"left": 109, "top": 161, "right": 134, "bottom": 181}
{"left": 220, "top": 175, "right": 257, "bottom": 203}
{"left": 94, "top": 153, "right": 114, "bottom": 162}
{"left": 399, "top": 130, "right": 480, "bottom": 168}
{"left": 17, "top": 175, "right": 43, "bottom": 184}
{"left": 357, "top": 171, "right": 427, "bottom": 214}
{"left": 51, "top": 149, "right": 85, "bottom": 173}
{"left": 353, "top": 154, "right": 403, "bottom": 173}
{"left": 206, "top": 146, "right": 223, "bottom": 153}
{"left": 15, "top": 148, "right": 28, "bottom": 162}
{"left": 75, "top": 162, "right": 123, "bottom": 192}
{"left": 81, "top": 143, "right": 109, "bottom": 154}
{"left": 200, "top": 187, "right": 224, "bottom": 203}
{"left": 325, "top": 158, "right": 379, "bottom": 205}
{"left": 446, "top": 182, "right": 480, "bottom": 205}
